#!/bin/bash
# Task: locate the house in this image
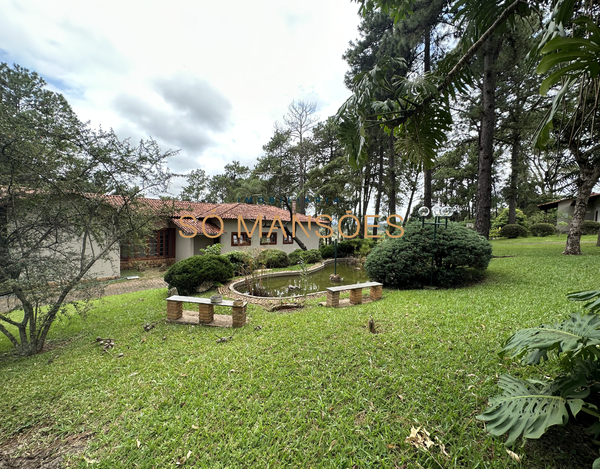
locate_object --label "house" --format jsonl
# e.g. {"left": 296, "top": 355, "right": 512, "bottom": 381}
{"left": 538, "top": 193, "right": 600, "bottom": 232}
{"left": 117, "top": 198, "right": 321, "bottom": 273}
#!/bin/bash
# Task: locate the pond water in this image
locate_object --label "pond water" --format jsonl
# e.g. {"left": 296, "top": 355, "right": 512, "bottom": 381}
{"left": 235, "top": 263, "right": 371, "bottom": 297}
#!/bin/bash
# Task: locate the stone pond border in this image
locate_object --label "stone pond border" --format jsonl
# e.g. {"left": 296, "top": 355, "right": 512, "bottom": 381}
{"left": 217, "top": 258, "right": 360, "bottom": 306}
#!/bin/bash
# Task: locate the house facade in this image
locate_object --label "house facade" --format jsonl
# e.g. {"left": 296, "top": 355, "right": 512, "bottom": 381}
{"left": 119, "top": 199, "right": 320, "bottom": 272}
{"left": 538, "top": 192, "right": 600, "bottom": 232}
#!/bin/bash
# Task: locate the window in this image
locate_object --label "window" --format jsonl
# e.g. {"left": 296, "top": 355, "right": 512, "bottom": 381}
{"left": 121, "top": 229, "right": 175, "bottom": 260}
{"left": 260, "top": 232, "right": 277, "bottom": 245}
{"left": 231, "top": 232, "right": 251, "bottom": 246}
{"left": 283, "top": 233, "right": 293, "bottom": 244}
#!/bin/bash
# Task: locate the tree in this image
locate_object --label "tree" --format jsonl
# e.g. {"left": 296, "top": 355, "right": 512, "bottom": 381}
{"left": 283, "top": 100, "right": 319, "bottom": 214}
{"left": 179, "top": 168, "right": 208, "bottom": 202}
{"left": 205, "top": 160, "right": 250, "bottom": 203}
{"left": 0, "top": 63, "right": 175, "bottom": 355}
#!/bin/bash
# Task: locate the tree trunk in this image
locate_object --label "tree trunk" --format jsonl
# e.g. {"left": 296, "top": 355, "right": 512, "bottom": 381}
{"left": 424, "top": 169, "right": 432, "bottom": 209}
{"left": 564, "top": 165, "right": 600, "bottom": 255}
{"left": 475, "top": 40, "right": 500, "bottom": 239}
{"left": 404, "top": 183, "right": 416, "bottom": 226}
{"left": 423, "top": 31, "right": 432, "bottom": 209}
{"left": 373, "top": 137, "right": 384, "bottom": 237}
{"left": 507, "top": 134, "right": 520, "bottom": 225}
{"left": 388, "top": 135, "right": 396, "bottom": 217}
{"left": 596, "top": 228, "right": 600, "bottom": 247}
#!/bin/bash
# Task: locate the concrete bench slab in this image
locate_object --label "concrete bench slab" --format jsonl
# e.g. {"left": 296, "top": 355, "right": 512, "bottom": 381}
{"left": 326, "top": 282, "right": 383, "bottom": 307}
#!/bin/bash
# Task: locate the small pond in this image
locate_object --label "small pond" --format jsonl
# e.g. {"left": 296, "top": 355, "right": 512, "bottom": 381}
{"left": 234, "top": 263, "right": 371, "bottom": 297}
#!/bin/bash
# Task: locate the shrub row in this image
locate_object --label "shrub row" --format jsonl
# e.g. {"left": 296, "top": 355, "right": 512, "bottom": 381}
{"left": 319, "top": 238, "right": 375, "bottom": 259}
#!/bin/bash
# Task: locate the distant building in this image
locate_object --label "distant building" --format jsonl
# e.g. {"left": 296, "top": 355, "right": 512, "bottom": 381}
{"left": 537, "top": 193, "right": 600, "bottom": 232}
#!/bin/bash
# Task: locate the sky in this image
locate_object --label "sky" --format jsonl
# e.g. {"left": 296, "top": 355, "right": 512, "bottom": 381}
{"left": 0, "top": 0, "right": 362, "bottom": 196}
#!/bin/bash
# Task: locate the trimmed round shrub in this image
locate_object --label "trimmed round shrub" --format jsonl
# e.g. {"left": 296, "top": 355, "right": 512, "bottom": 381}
{"left": 224, "top": 250, "right": 252, "bottom": 275}
{"left": 289, "top": 248, "right": 322, "bottom": 265}
{"left": 255, "top": 249, "right": 289, "bottom": 268}
{"left": 499, "top": 224, "right": 528, "bottom": 238}
{"left": 319, "top": 244, "right": 336, "bottom": 259}
{"left": 530, "top": 223, "right": 556, "bottom": 237}
{"left": 164, "top": 255, "right": 234, "bottom": 295}
{"left": 365, "top": 222, "right": 492, "bottom": 289}
{"left": 582, "top": 220, "right": 600, "bottom": 235}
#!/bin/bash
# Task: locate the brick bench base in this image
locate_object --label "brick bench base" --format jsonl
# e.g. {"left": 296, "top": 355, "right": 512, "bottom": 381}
{"left": 167, "top": 296, "right": 247, "bottom": 328}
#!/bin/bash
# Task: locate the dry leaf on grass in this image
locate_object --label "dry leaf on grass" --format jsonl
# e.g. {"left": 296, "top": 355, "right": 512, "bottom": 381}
{"left": 506, "top": 449, "right": 521, "bottom": 462}
{"left": 404, "top": 427, "right": 449, "bottom": 458}
{"left": 405, "top": 426, "right": 435, "bottom": 450}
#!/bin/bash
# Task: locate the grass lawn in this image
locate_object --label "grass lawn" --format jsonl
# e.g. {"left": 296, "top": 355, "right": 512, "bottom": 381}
{"left": 1, "top": 237, "right": 599, "bottom": 468}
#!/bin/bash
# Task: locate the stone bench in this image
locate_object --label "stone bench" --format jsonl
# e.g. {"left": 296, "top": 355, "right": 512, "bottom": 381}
{"left": 166, "top": 295, "right": 247, "bottom": 327}
{"left": 326, "top": 282, "right": 383, "bottom": 307}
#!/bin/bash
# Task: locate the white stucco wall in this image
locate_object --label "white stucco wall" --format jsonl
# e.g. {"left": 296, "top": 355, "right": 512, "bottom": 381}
{"left": 557, "top": 200, "right": 573, "bottom": 232}
{"left": 175, "top": 234, "right": 195, "bottom": 262}
{"left": 86, "top": 242, "right": 120, "bottom": 279}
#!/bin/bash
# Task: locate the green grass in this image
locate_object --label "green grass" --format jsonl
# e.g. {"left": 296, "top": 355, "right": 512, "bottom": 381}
{"left": 1, "top": 240, "right": 600, "bottom": 467}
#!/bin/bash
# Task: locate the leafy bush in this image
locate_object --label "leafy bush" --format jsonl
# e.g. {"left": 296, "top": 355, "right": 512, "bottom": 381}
{"left": 164, "top": 255, "right": 234, "bottom": 295}
{"left": 489, "top": 228, "right": 502, "bottom": 238}
{"left": 255, "top": 249, "right": 289, "bottom": 268}
{"left": 289, "top": 249, "right": 322, "bottom": 265}
{"left": 200, "top": 243, "right": 223, "bottom": 255}
{"left": 499, "top": 224, "right": 528, "bottom": 238}
{"left": 529, "top": 223, "right": 556, "bottom": 237}
{"left": 337, "top": 239, "right": 359, "bottom": 257}
{"left": 492, "top": 208, "right": 527, "bottom": 229}
{"left": 224, "top": 250, "right": 253, "bottom": 275}
{"left": 364, "top": 222, "right": 492, "bottom": 288}
{"left": 478, "top": 289, "right": 600, "bottom": 468}
{"left": 319, "top": 244, "right": 336, "bottom": 259}
{"left": 582, "top": 220, "right": 600, "bottom": 235}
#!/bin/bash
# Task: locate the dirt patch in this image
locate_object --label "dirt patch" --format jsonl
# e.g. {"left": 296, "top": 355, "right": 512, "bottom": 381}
{"left": 0, "top": 431, "right": 92, "bottom": 469}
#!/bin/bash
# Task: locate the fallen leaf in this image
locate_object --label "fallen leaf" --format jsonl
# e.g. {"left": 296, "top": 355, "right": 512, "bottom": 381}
{"left": 506, "top": 449, "right": 521, "bottom": 462}
{"left": 187, "top": 450, "right": 192, "bottom": 459}
{"left": 136, "top": 439, "right": 140, "bottom": 448}
{"left": 191, "top": 425, "right": 199, "bottom": 430}
{"left": 328, "top": 439, "right": 337, "bottom": 452}
{"left": 405, "top": 426, "right": 435, "bottom": 451}
{"left": 387, "top": 443, "right": 397, "bottom": 449}
{"left": 397, "top": 394, "right": 404, "bottom": 401}
{"left": 435, "top": 436, "right": 449, "bottom": 458}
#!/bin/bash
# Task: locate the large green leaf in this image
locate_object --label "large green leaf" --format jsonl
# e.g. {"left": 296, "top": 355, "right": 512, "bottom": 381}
{"left": 477, "top": 375, "right": 583, "bottom": 445}
{"left": 500, "top": 312, "right": 600, "bottom": 364}
{"left": 568, "top": 290, "right": 600, "bottom": 313}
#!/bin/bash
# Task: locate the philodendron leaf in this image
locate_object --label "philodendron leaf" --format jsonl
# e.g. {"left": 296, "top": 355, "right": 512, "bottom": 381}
{"left": 500, "top": 312, "right": 600, "bottom": 364}
{"left": 477, "top": 375, "right": 581, "bottom": 445}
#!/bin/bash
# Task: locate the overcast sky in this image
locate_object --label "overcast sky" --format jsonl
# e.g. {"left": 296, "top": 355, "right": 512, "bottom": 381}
{"left": 0, "top": 0, "right": 362, "bottom": 195}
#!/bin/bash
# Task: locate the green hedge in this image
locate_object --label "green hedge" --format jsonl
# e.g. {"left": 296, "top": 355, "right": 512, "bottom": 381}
{"left": 164, "top": 255, "right": 234, "bottom": 296}
{"left": 255, "top": 249, "right": 290, "bottom": 268}
{"left": 288, "top": 249, "right": 322, "bottom": 265}
{"left": 582, "top": 220, "right": 600, "bottom": 235}
{"left": 224, "top": 250, "right": 253, "bottom": 275}
{"left": 364, "top": 222, "right": 492, "bottom": 289}
{"left": 319, "top": 239, "right": 375, "bottom": 259}
{"left": 499, "top": 224, "right": 528, "bottom": 238}
{"left": 529, "top": 223, "right": 556, "bottom": 237}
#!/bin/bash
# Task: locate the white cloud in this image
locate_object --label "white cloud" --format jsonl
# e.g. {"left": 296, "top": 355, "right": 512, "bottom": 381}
{"left": 0, "top": 0, "right": 361, "bottom": 194}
